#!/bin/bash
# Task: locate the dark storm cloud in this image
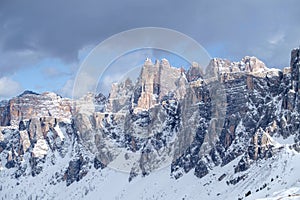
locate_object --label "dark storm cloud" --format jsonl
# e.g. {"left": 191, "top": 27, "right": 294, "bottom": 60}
{"left": 0, "top": 0, "right": 300, "bottom": 76}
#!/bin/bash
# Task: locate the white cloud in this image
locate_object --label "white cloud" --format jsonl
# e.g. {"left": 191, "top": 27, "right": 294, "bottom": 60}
{"left": 0, "top": 77, "right": 23, "bottom": 100}
{"left": 268, "top": 32, "right": 285, "bottom": 45}
{"left": 78, "top": 44, "right": 96, "bottom": 62}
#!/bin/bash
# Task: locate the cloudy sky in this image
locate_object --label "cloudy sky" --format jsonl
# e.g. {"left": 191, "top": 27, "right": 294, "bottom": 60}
{"left": 0, "top": 0, "right": 299, "bottom": 99}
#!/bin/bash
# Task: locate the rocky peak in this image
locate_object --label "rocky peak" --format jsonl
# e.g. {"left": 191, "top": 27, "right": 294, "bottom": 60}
{"left": 18, "top": 90, "right": 40, "bottom": 97}
{"left": 135, "top": 58, "right": 187, "bottom": 111}
{"left": 205, "top": 56, "right": 281, "bottom": 83}
{"left": 205, "top": 58, "right": 231, "bottom": 80}
{"left": 107, "top": 78, "right": 134, "bottom": 113}
{"left": 290, "top": 48, "right": 300, "bottom": 92}
{"left": 161, "top": 58, "right": 171, "bottom": 68}
{"left": 290, "top": 48, "right": 300, "bottom": 66}
{"left": 144, "top": 57, "right": 153, "bottom": 65}
{"left": 186, "top": 62, "right": 203, "bottom": 82}
{"left": 241, "top": 56, "right": 267, "bottom": 73}
{"left": 1, "top": 91, "right": 72, "bottom": 127}
{"left": 107, "top": 58, "right": 188, "bottom": 113}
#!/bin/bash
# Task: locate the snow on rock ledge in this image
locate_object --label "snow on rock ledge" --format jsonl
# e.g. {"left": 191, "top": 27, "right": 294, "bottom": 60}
{"left": 32, "top": 139, "right": 48, "bottom": 158}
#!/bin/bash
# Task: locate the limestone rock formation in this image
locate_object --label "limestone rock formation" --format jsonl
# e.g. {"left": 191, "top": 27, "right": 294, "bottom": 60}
{"left": 0, "top": 48, "right": 299, "bottom": 195}
{"left": 0, "top": 92, "right": 72, "bottom": 127}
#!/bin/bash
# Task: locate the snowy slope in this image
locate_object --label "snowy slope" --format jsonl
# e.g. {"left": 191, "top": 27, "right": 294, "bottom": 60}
{"left": 1, "top": 144, "right": 300, "bottom": 200}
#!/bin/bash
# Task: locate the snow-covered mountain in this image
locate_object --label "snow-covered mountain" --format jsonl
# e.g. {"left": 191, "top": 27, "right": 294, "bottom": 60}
{"left": 0, "top": 48, "right": 300, "bottom": 200}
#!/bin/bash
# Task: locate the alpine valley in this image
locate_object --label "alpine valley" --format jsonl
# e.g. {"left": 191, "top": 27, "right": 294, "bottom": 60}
{"left": 0, "top": 48, "right": 300, "bottom": 200}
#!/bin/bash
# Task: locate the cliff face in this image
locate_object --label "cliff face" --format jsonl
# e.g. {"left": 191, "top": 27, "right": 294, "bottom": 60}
{"left": 0, "top": 92, "right": 72, "bottom": 127}
{"left": 0, "top": 48, "right": 299, "bottom": 195}
{"left": 107, "top": 58, "right": 187, "bottom": 113}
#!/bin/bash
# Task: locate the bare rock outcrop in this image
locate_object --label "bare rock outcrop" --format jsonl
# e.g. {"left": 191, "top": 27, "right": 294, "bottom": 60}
{"left": 2, "top": 92, "right": 72, "bottom": 127}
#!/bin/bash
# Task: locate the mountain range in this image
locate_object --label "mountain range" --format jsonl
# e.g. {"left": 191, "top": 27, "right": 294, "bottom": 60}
{"left": 0, "top": 48, "right": 300, "bottom": 200}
